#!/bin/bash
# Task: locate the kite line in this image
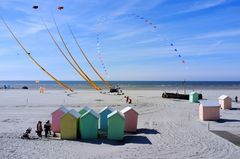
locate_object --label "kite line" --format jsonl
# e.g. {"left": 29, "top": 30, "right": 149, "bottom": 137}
{"left": 52, "top": 18, "right": 101, "bottom": 91}
{"left": 1, "top": 17, "right": 74, "bottom": 92}
{"left": 68, "top": 25, "right": 112, "bottom": 88}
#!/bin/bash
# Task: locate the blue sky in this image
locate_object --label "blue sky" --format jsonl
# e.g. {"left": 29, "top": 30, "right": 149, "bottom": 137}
{"left": 0, "top": 0, "right": 240, "bottom": 81}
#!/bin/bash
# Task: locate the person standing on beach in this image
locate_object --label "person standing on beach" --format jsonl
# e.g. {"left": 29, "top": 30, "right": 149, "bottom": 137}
{"left": 36, "top": 121, "right": 43, "bottom": 137}
{"left": 129, "top": 98, "right": 132, "bottom": 104}
{"left": 44, "top": 120, "right": 51, "bottom": 138}
{"left": 126, "top": 96, "right": 129, "bottom": 103}
{"left": 235, "top": 96, "right": 238, "bottom": 103}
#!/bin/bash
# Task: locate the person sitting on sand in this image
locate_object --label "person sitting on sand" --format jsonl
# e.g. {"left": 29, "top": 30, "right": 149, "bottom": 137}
{"left": 44, "top": 120, "right": 51, "bottom": 138}
{"left": 36, "top": 121, "right": 43, "bottom": 137}
{"left": 21, "top": 128, "right": 32, "bottom": 139}
{"left": 235, "top": 96, "right": 238, "bottom": 103}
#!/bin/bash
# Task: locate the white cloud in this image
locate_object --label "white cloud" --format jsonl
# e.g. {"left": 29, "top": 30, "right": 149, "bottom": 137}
{"left": 178, "top": 0, "right": 226, "bottom": 14}
{"left": 194, "top": 29, "right": 240, "bottom": 39}
{"left": 111, "top": 0, "right": 166, "bottom": 17}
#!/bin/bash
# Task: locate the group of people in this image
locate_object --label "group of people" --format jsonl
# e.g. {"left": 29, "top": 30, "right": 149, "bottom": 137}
{"left": 124, "top": 96, "right": 132, "bottom": 104}
{"left": 21, "top": 120, "right": 52, "bottom": 139}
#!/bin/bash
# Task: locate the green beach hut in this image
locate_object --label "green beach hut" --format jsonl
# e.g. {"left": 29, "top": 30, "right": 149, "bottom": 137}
{"left": 80, "top": 109, "right": 99, "bottom": 139}
{"left": 107, "top": 110, "right": 125, "bottom": 140}
{"left": 189, "top": 92, "right": 199, "bottom": 103}
{"left": 60, "top": 109, "right": 80, "bottom": 140}
{"left": 99, "top": 106, "right": 114, "bottom": 131}
{"left": 79, "top": 106, "right": 91, "bottom": 116}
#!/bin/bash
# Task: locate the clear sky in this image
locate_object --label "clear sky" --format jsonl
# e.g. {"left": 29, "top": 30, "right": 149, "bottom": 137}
{"left": 0, "top": 0, "right": 239, "bottom": 81}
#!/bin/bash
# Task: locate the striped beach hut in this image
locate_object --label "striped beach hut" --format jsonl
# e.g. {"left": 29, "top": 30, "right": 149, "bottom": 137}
{"left": 80, "top": 109, "right": 99, "bottom": 139}
{"left": 79, "top": 106, "right": 91, "bottom": 116}
{"left": 60, "top": 109, "right": 80, "bottom": 140}
{"left": 51, "top": 106, "right": 68, "bottom": 133}
{"left": 99, "top": 106, "right": 114, "bottom": 131}
{"left": 121, "top": 106, "right": 138, "bottom": 133}
{"left": 107, "top": 110, "right": 125, "bottom": 140}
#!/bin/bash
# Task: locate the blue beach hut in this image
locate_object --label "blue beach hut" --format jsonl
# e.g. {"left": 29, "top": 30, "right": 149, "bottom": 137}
{"left": 99, "top": 106, "right": 114, "bottom": 131}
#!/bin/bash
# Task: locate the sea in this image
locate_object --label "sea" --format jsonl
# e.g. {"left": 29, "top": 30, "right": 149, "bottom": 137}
{"left": 0, "top": 81, "right": 240, "bottom": 90}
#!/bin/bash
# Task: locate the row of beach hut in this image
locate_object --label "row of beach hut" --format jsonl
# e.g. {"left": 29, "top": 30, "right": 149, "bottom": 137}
{"left": 51, "top": 106, "right": 138, "bottom": 140}
{"left": 198, "top": 95, "right": 232, "bottom": 121}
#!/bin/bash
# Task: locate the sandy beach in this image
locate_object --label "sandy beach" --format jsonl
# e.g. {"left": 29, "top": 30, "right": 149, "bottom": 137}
{"left": 0, "top": 89, "right": 240, "bottom": 159}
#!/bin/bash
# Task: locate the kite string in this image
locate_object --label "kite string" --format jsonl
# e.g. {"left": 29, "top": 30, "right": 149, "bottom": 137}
{"left": 1, "top": 17, "right": 74, "bottom": 92}
{"left": 52, "top": 16, "right": 101, "bottom": 91}
{"left": 68, "top": 25, "right": 112, "bottom": 88}
{"left": 95, "top": 16, "right": 111, "bottom": 78}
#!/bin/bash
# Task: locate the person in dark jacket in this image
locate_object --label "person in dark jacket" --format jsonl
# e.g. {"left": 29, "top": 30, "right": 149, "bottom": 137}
{"left": 36, "top": 121, "right": 43, "bottom": 137}
{"left": 44, "top": 120, "right": 51, "bottom": 138}
{"left": 126, "top": 96, "right": 129, "bottom": 103}
{"left": 128, "top": 98, "right": 132, "bottom": 104}
{"left": 235, "top": 96, "right": 238, "bottom": 103}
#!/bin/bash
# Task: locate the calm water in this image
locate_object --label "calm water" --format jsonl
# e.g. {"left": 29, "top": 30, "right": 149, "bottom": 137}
{"left": 0, "top": 81, "right": 240, "bottom": 90}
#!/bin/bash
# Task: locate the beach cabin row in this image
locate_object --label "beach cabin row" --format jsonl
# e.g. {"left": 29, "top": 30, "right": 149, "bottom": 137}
{"left": 51, "top": 106, "right": 138, "bottom": 140}
{"left": 199, "top": 95, "right": 232, "bottom": 121}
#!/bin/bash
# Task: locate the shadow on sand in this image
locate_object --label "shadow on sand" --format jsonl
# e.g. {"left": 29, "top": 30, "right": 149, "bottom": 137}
{"left": 230, "top": 108, "right": 240, "bottom": 110}
{"left": 136, "top": 128, "right": 160, "bottom": 135}
{"left": 79, "top": 135, "right": 152, "bottom": 145}
{"left": 216, "top": 118, "right": 240, "bottom": 123}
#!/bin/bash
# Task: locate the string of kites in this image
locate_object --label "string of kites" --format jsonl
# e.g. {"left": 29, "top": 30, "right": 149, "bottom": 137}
{"left": 129, "top": 13, "right": 186, "bottom": 64}
{"left": 32, "top": 3, "right": 186, "bottom": 74}
{"left": 33, "top": 4, "right": 186, "bottom": 72}
{"left": 96, "top": 13, "right": 187, "bottom": 65}
{"left": 32, "top": 5, "right": 64, "bottom": 10}
{"left": 96, "top": 34, "right": 109, "bottom": 77}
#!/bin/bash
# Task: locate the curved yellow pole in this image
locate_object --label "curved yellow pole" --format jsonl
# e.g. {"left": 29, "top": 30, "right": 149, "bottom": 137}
{"left": 43, "top": 22, "right": 98, "bottom": 90}
{"left": 1, "top": 17, "right": 74, "bottom": 92}
{"left": 68, "top": 25, "right": 112, "bottom": 89}
{"left": 53, "top": 18, "right": 101, "bottom": 90}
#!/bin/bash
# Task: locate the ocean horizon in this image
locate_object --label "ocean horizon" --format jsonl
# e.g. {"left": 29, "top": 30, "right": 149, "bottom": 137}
{"left": 1, "top": 80, "right": 240, "bottom": 90}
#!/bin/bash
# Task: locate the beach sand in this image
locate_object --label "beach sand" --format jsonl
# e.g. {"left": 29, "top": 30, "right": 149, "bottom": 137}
{"left": 0, "top": 89, "right": 240, "bottom": 159}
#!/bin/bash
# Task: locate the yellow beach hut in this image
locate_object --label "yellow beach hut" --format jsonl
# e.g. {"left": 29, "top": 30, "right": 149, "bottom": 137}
{"left": 60, "top": 109, "right": 80, "bottom": 140}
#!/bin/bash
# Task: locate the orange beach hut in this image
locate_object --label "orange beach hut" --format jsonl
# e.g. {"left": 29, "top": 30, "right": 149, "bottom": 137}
{"left": 120, "top": 106, "right": 138, "bottom": 133}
